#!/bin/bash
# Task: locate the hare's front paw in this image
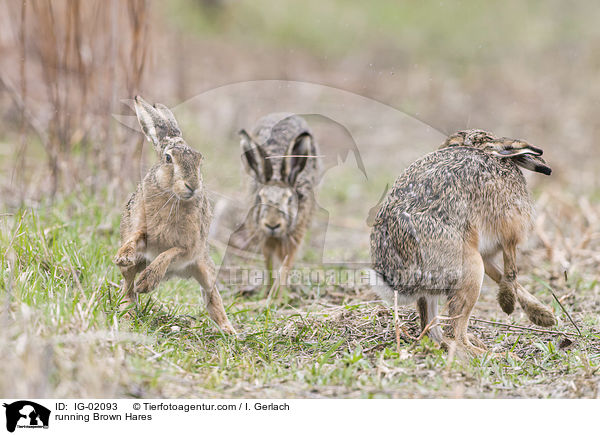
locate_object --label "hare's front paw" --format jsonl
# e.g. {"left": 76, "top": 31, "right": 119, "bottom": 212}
{"left": 119, "top": 296, "right": 137, "bottom": 320}
{"left": 498, "top": 279, "right": 517, "bottom": 315}
{"left": 135, "top": 267, "right": 160, "bottom": 294}
{"left": 114, "top": 243, "right": 136, "bottom": 267}
{"left": 220, "top": 321, "right": 237, "bottom": 335}
{"left": 120, "top": 291, "right": 138, "bottom": 309}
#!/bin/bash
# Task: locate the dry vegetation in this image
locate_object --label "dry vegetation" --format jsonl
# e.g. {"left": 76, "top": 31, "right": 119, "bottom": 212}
{"left": 0, "top": 0, "right": 149, "bottom": 202}
{"left": 0, "top": 0, "right": 599, "bottom": 398}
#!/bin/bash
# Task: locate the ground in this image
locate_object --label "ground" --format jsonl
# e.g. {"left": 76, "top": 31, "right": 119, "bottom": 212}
{"left": 0, "top": 194, "right": 598, "bottom": 398}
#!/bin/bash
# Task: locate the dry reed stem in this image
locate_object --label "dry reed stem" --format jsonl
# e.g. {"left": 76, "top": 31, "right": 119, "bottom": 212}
{"left": 393, "top": 290, "right": 401, "bottom": 354}
{"left": 470, "top": 317, "right": 580, "bottom": 337}
{"left": 1, "top": 0, "right": 151, "bottom": 199}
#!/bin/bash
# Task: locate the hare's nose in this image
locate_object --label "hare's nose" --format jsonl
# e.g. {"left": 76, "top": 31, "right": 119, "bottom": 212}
{"left": 184, "top": 183, "right": 195, "bottom": 193}
{"left": 265, "top": 223, "right": 281, "bottom": 231}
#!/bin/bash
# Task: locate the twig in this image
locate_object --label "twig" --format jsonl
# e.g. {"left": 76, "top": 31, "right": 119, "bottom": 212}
{"left": 364, "top": 340, "right": 395, "bottom": 354}
{"left": 142, "top": 345, "right": 186, "bottom": 373}
{"left": 417, "top": 314, "right": 461, "bottom": 341}
{"left": 53, "top": 331, "right": 152, "bottom": 345}
{"left": 407, "top": 314, "right": 461, "bottom": 351}
{"left": 393, "top": 290, "right": 401, "bottom": 354}
{"left": 0, "top": 75, "right": 51, "bottom": 150}
{"left": 532, "top": 275, "right": 583, "bottom": 337}
{"left": 470, "top": 317, "right": 580, "bottom": 337}
{"left": 3, "top": 209, "right": 27, "bottom": 259}
{"left": 2, "top": 255, "right": 14, "bottom": 328}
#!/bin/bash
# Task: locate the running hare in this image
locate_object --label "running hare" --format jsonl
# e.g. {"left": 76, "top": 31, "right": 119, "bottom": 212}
{"left": 370, "top": 129, "right": 554, "bottom": 354}
{"left": 114, "top": 96, "right": 235, "bottom": 334}
{"left": 233, "top": 113, "right": 320, "bottom": 291}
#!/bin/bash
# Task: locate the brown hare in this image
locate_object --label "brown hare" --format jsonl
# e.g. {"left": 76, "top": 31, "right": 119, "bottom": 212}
{"left": 370, "top": 129, "right": 554, "bottom": 354}
{"left": 230, "top": 113, "right": 321, "bottom": 293}
{"left": 114, "top": 96, "right": 235, "bottom": 334}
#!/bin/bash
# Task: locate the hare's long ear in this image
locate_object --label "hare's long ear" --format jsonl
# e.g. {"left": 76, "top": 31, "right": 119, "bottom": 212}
{"left": 154, "top": 103, "right": 182, "bottom": 138}
{"left": 134, "top": 96, "right": 173, "bottom": 153}
{"left": 490, "top": 139, "right": 552, "bottom": 175}
{"left": 513, "top": 154, "right": 552, "bottom": 175}
{"left": 282, "top": 132, "right": 313, "bottom": 185}
{"left": 439, "top": 132, "right": 465, "bottom": 149}
{"left": 489, "top": 138, "right": 543, "bottom": 157}
{"left": 239, "top": 129, "right": 272, "bottom": 183}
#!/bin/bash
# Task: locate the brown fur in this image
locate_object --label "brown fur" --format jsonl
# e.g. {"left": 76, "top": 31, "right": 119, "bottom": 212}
{"left": 114, "top": 96, "right": 235, "bottom": 333}
{"left": 370, "top": 129, "right": 555, "bottom": 355}
{"left": 483, "top": 259, "right": 555, "bottom": 327}
{"left": 230, "top": 113, "right": 321, "bottom": 290}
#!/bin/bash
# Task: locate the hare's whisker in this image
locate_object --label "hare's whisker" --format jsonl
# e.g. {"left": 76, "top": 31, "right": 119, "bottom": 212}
{"left": 143, "top": 189, "right": 171, "bottom": 200}
{"left": 157, "top": 193, "right": 176, "bottom": 214}
{"left": 167, "top": 197, "right": 177, "bottom": 223}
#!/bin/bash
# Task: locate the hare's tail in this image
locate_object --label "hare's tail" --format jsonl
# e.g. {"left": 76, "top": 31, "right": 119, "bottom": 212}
{"left": 515, "top": 283, "right": 556, "bottom": 327}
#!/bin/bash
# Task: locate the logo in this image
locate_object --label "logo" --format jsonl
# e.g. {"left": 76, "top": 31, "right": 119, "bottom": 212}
{"left": 3, "top": 401, "right": 50, "bottom": 433}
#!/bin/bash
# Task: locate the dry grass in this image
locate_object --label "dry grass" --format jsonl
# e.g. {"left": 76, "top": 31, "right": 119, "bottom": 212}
{"left": 0, "top": 0, "right": 150, "bottom": 202}
{"left": 0, "top": 190, "right": 598, "bottom": 399}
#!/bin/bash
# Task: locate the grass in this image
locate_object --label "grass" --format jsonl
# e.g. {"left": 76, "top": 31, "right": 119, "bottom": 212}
{"left": 163, "top": 0, "right": 600, "bottom": 65}
{"left": 1, "top": 192, "right": 598, "bottom": 398}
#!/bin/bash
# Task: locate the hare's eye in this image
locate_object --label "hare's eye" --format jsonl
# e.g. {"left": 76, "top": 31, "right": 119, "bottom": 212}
{"left": 165, "top": 154, "right": 172, "bottom": 163}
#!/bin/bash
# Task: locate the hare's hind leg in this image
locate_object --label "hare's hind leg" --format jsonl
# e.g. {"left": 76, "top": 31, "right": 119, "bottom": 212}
{"left": 447, "top": 245, "right": 486, "bottom": 355}
{"left": 134, "top": 247, "right": 183, "bottom": 294}
{"left": 483, "top": 259, "right": 555, "bottom": 327}
{"left": 190, "top": 256, "right": 236, "bottom": 334}
{"left": 264, "top": 249, "right": 275, "bottom": 292}
{"left": 416, "top": 296, "right": 444, "bottom": 344}
{"left": 496, "top": 240, "right": 519, "bottom": 315}
{"left": 266, "top": 244, "right": 298, "bottom": 302}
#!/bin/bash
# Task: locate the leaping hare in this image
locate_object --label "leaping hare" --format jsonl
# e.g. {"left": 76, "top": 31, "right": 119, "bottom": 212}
{"left": 114, "top": 96, "right": 235, "bottom": 334}
{"left": 370, "top": 129, "right": 554, "bottom": 354}
{"left": 230, "top": 113, "right": 321, "bottom": 292}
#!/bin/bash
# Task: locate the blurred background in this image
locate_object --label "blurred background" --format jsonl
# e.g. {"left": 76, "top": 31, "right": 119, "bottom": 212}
{"left": 2, "top": 0, "right": 599, "bottom": 194}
